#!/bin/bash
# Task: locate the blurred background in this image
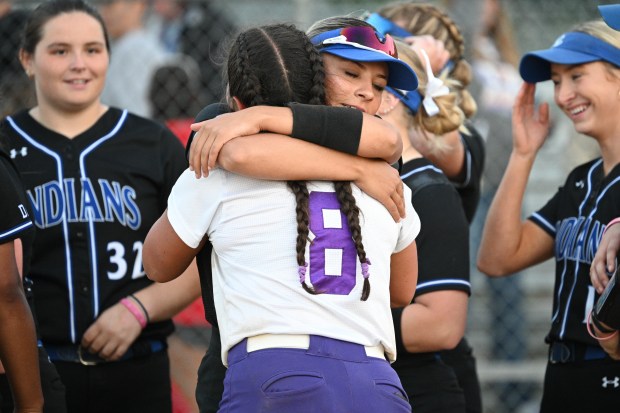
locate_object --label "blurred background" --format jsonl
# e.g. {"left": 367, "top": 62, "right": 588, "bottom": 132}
{"left": 1, "top": 1, "right": 616, "bottom": 412}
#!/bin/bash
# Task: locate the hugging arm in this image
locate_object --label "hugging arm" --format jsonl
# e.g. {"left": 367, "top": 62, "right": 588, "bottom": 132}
{"left": 477, "top": 83, "right": 554, "bottom": 276}
{"left": 389, "top": 241, "right": 418, "bottom": 307}
{"left": 188, "top": 104, "right": 402, "bottom": 176}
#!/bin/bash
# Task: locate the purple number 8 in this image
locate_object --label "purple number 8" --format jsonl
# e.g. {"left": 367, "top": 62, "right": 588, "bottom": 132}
{"left": 308, "top": 191, "right": 357, "bottom": 295}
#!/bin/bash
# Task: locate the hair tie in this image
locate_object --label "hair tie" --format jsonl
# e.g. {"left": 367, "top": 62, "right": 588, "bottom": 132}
{"left": 361, "top": 259, "right": 372, "bottom": 279}
{"left": 419, "top": 49, "right": 450, "bottom": 117}
{"left": 298, "top": 262, "right": 308, "bottom": 284}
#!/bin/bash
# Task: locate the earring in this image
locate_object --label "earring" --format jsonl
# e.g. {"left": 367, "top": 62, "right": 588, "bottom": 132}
{"left": 379, "top": 103, "right": 397, "bottom": 116}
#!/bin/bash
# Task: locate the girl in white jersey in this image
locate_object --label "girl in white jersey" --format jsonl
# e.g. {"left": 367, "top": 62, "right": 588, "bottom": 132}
{"left": 144, "top": 19, "right": 420, "bottom": 413}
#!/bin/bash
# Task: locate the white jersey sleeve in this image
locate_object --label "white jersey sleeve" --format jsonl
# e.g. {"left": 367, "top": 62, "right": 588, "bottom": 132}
{"left": 167, "top": 168, "right": 225, "bottom": 248}
{"left": 394, "top": 184, "right": 420, "bottom": 253}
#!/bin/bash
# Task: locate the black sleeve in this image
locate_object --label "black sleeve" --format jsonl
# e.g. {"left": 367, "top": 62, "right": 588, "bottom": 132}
{"left": 391, "top": 307, "right": 408, "bottom": 355}
{"left": 288, "top": 103, "right": 362, "bottom": 155}
{"left": 413, "top": 183, "right": 471, "bottom": 297}
{"left": 185, "top": 103, "right": 231, "bottom": 161}
{"left": 455, "top": 121, "right": 485, "bottom": 223}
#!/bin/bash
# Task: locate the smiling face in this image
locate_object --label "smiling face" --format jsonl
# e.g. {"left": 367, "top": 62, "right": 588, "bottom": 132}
{"left": 20, "top": 11, "right": 109, "bottom": 113}
{"left": 322, "top": 53, "right": 388, "bottom": 115}
{"left": 551, "top": 61, "right": 620, "bottom": 139}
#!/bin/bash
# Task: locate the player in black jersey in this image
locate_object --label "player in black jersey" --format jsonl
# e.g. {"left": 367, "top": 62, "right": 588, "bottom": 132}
{"left": 478, "top": 19, "right": 620, "bottom": 412}
{"left": 1, "top": 2, "right": 200, "bottom": 412}
{"left": 588, "top": 0, "right": 620, "bottom": 366}
{"left": 377, "top": 39, "right": 471, "bottom": 413}
{"left": 366, "top": 5, "right": 485, "bottom": 412}
{"left": 0, "top": 134, "right": 43, "bottom": 413}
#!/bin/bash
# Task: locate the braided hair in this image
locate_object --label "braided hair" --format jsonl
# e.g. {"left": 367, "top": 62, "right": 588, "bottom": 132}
{"left": 377, "top": 2, "right": 478, "bottom": 119}
{"left": 227, "top": 23, "right": 372, "bottom": 300}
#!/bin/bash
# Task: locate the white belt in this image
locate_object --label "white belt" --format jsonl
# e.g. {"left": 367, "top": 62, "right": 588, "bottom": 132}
{"left": 246, "top": 334, "right": 386, "bottom": 359}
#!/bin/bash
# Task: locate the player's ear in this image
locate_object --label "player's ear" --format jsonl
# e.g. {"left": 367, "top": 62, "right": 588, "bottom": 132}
{"left": 19, "top": 49, "right": 34, "bottom": 79}
{"left": 231, "top": 96, "right": 246, "bottom": 111}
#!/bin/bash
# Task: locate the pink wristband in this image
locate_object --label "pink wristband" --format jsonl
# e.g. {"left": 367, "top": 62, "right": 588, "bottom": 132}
{"left": 604, "top": 217, "right": 620, "bottom": 235}
{"left": 120, "top": 297, "right": 147, "bottom": 329}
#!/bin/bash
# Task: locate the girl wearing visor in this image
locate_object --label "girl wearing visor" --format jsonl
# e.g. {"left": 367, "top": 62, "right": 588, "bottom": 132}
{"left": 366, "top": 5, "right": 485, "bottom": 412}
{"left": 367, "top": 3, "right": 484, "bottom": 224}
{"left": 477, "top": 20, "right": 620, "bottom": 411}
{"left": 145, "top": 18, "right": 421, "bottom": 413}
{"left": 159, "top": 16, "right": 423, "bottom": 413}
{"left": 591, "top": 3, "right": 620, "bottom": 362}
{"left": 378, "top": 41, "right": 472, "bottom": 412}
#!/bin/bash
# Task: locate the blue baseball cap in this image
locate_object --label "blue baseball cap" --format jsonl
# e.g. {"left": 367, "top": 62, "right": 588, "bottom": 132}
{"left": 600, "top": 4, "right": 620, "bottom": 30}
{"left": 385, "top": 86, "right": 422, "bottom": 114}
{"left": 311, "top": 27, "right": 418, "bottom": 91}
{"left": 519, "top": 31, "right": 620, "bottom": 83}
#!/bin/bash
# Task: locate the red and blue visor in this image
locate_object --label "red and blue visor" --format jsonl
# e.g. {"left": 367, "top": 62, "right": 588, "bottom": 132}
{"left": 311, "top": 26, "right": 418, "bottom": 91}
{"left": 519, "top": 32, "right": 620, "bottom": 83}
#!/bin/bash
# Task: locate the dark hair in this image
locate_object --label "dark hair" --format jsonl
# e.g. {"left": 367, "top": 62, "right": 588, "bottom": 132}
{"left": 377, "top": 2, "right": 477, "bottom": 118}
{"left": 227, "top": 24, "right": 324, "bottom": 108}
{"left": 306, "top": 16, "right": 374, "bottom": 40}
{"left": 20, "top": 0, "right": 111, "bottom": 55}
{"left": 228, "top": 23, "right": 372, "bottom": 300}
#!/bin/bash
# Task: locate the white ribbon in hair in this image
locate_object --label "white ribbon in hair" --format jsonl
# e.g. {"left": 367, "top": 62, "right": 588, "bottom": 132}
{"left": 419, "top": 49, "right": 450, "bottom": 117}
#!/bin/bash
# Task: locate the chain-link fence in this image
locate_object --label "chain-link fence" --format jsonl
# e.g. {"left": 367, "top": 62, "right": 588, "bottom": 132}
{"left": 1, "top": 1, "right": 616, "bottom": 412}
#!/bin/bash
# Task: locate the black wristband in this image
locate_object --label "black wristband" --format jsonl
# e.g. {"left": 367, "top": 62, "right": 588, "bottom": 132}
{"left": 592, "top": 311, "right": 616, "bottom": 334}
{"left": 288, "top": 103, "right": 362, "bottom": 155}
{"left": 129, "top": 294, "right": 150, "bottom": 324}
{"left": 391, "top": 307, "right": 408, "bottom": 355}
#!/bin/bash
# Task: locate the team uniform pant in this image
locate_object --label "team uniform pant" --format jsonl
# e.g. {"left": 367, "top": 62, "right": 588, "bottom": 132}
{"left": 53, "top": 350, "right": 171, "bottom": 413}
{"left": 393, "top": 353, "right": 466, "bottom": 413}
{"left": 0, "top": 347, "right": 67, "bottom": 413}
{"left": 219, "top": 335, "right": 411, "bottom": 413}
{"left": 196, "top": 326, "right": 226, "bottom": 413}
{"left": 540, "top": 342, "right": 620, "bottom": 412}
{"left": 440, "top": 338, "right": 482, "bottom": 413}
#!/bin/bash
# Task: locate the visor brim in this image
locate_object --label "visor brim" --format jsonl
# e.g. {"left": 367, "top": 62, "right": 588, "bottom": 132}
{"left": 519, "top": 49, "right": 600, "bottom": 83}
{"left": 321, "top": 45, "right": 418, "bottom": 91}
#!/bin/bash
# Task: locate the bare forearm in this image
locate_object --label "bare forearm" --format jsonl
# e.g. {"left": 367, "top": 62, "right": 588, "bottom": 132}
{"left": 358, "top": 114, "right": 402, "bottom": 163}
{"left": 220, "top": 134, "right": 367, "bottom": 181}
{"left": 133, "top": 261, "right": 201, "bottom": 323}
{"left": 477, "top": 151, "right": 534, "bottom": 275}
{"left": 422, "top": 130, "right": 465, "bottom": 179}
{"left": 0, "top": 292, "right": 43, "bottom": 411}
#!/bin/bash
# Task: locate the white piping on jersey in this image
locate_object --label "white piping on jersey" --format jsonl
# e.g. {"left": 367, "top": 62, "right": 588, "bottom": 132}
{"left": 530, "top": 212, "right": 555, "bottom": 234}
{"left": 400, "top": 164, "right": 443, "bottom": 180}
{"left": 416, "top": 279, "right": 471, "bottom": 291}
{"left": 559, "top": 258, "right": 583, "bottom": 339}
{"left": 6, "top": 115, "right": 77, "bottom": 342}
{"left": 577, "top": 159, "right": 601, "bottom": 216}
{"left": 558, "top": 159, "right": 620, "bottom": 339}
{"left": 6, "top": 110, "right": 128, "bottom": 342}
{"left": 0, "top": 220, "right": 33, "bottom": 241}
{"left": 551, "top": 260, "right": 568, "bottom": 323}
{"left": 79, "top": 110, "right": 128, "bottom": 318}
